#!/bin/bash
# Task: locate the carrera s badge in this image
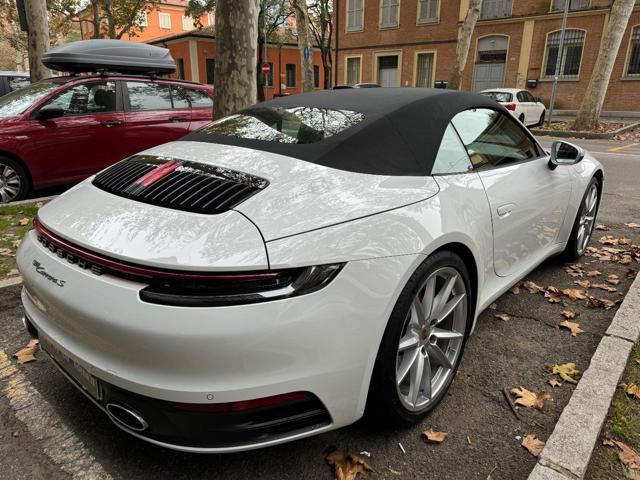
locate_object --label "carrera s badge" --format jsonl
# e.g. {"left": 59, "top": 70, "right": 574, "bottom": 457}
{"left": 32, "top": 260, "right": 66, "bottom": 287}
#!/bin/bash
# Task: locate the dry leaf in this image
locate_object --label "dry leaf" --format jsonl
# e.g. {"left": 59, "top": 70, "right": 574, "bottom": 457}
{"left": 561, "top": 310, "right": 578, "bottom": 319}
{"left": 422, "top": 428, "right": 447, "bottom": 444}
{"left": 607, "top": 274, "right": 620, "bottom": 286}
{"left": 586, "top": 270, "right": 602, "bottom": 277}
{"left": 18, "top": 217, "right": 29, "bottom": 226}
{"left": 0, "top": 248, "right": 13, "bottom": 257}
{"left": 510, "top": 285, "right": 521, "bottom": 295}
{"left": 7, "top": 268, "right": 19, "bottom": 276}
{"left": 562, "top": 288, "right": 588, "bottom": 301}
{"left": 552, "top": 363, "right": 580, "bottom": 384}
{"left": 511, "top": 387, "right": 550, "bottom": 409}
{"left": 545, "top": 287, "right": 562, "bottom": 304}
{"left": 625, "top": 223, "right": 640, "bottom": 229}
{"left": 574, "top": 279, "right": 591, "bottom": 288}
{"left": 627, "top": 269, "right": 638, "bottom": 279}
{"left": 488, "top": 303, "right": 497, "bottom": 310}
{"left": 326, "top": 450, "right": 373, "bottom": 480}
{"left": 625, "top": 383, "right": 640, "bottom": 400}
{"left": 521, "top": 434, "right": 545, "bottom": 457}
{"left": 592, "top": 283, "right": 617, "bottom": 293}
{"left": 586, "top": 297, "right": 616, "bottom": 310}
{"left": 595, "top": 224, "right": 608, "bottom": 231}
{"left": 12, "top": 339, "right": 39, "bottom": 365}
{"left": 599, "top": 235, "right": 631, "bottom": 246}
{"left": 548, "top": 379, "right": 562, "bottom": 388}
{"left": 610, "top": 440, "right": 640, "bottom": 471}
{"left": 619, "top": 256, "right": 633, "bottom": 265}
{"left": 495, "top": 313, "right": 511, "bottom": 322}
{"left": 559, "top": 320, "right": 584, "bottom": 337}
{"left": 523, "top": 281, "right": 544, "bottom": 294}
{"left": 12, "top": 239, "right": 21, "bottom": 248}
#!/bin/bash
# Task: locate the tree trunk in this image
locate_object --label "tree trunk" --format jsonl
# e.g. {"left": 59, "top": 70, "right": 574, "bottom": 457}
{"left": 448, "top": 0, "right": 482, "bottom": 90}
{"left": 214, "top": 0, "right": 259, "bottom": 118}
{"left": 573, "top": 0, "right": 636, "bottom": 131}
{"left": 293, "top": 0, "right": 314, "bottom": 92}
{"left": 256, "top": 5, "right": 266, "bottom": 102}
{"left": 103, "top": 0, "right": 117, "bottom": 38}
{"left": 24, "top": 0, "right": 51, "bottom": 82}
{"left": 91, "top": 0, "right": 102, "bottom": 39}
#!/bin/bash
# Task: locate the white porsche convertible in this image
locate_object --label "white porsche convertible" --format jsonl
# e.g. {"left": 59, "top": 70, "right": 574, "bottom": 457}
{"left": 17, "top": 89, "right": 602, "bottom": 452}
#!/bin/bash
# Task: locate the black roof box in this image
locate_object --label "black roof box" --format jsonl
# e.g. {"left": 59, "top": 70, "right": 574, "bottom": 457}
{"left": 43, "top": 39, "right": 176, "bottom": 75}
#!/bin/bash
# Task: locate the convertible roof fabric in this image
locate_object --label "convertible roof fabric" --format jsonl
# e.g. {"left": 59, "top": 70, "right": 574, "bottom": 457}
{"left": 183, "top": 88, "right": 506, "bottom": 176}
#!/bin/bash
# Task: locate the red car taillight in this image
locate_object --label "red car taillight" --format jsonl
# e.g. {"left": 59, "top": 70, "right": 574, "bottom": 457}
{"left": 505, "top": 103, "right": 517, "bottom": 111}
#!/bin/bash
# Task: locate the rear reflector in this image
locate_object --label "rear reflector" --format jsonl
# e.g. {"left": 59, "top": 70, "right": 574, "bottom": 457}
{"left": 170, "top": 392, "right": 313, "bottom": 413}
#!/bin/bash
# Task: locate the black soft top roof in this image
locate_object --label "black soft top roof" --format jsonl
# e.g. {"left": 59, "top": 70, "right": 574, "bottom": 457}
{"left": 184, "top": 88, "right": 507, "bottom": 176}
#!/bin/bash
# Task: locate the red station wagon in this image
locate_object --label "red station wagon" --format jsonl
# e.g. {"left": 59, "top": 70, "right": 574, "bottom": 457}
{"left": 0, "top": 75, "right": 214, "bottom": 202}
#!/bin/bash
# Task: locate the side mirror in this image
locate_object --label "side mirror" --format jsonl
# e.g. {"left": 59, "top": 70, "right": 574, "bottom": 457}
{"left": 549, "top": 141, "right": 585, "bottom": 170}
{"left": 35, "top": 104, "right": 64, "bottom": 121}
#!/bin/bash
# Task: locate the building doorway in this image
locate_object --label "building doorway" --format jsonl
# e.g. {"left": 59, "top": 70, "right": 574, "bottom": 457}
{"left": 472, "top": 36, "right": 507, "bottom": 92}
{"left": 377, "top": 55, "right": 399, "bottom": 87}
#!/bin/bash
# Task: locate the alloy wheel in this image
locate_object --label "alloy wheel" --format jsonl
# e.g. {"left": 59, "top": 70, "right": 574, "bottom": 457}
{"left": 395, "top": 267, "right": 467, "bottom": 411}
{"left": 576, "top": 183, "right": 598, "bottom": 255}
{"left": 0, "top": 163, "right": 21, "bottom": 203}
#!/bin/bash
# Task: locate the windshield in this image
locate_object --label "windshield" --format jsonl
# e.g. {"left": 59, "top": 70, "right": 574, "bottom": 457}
{"left": 0, "top": 80, "right": 62, "bottom": 118}
{"left": 198, "top": 106, "right": 365, "bottom": 144}
{"left": 481, "top": 91, "right": 513, "bottom": 103}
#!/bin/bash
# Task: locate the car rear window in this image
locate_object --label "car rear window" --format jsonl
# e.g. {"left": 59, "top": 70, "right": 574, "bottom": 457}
{"left": 198, "top": 106, "right": 365, "bottom": 144}
{"left": 481, "top": 91, "right": 513, "bottom": 103}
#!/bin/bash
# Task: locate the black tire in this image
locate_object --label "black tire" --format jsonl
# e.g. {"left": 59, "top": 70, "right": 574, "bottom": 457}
{"left": 519, "top": 113, "right": 526, "bottom": 124}
{"left": 561, "top": 176, "right": 601, "bottom": 262}
{"left": 0, "top": 156, "right": 29, "bottom": 203}
{"left": 366, "top": 250, "right": 473, "bottom": 426}
{"left": 537, "top": 111, "right": 546, "bottom": 127}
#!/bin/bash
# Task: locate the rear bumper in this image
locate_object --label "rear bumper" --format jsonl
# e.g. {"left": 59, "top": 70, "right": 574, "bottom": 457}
{"left": 17, "top": 230, "right": 419, "bottom": 451}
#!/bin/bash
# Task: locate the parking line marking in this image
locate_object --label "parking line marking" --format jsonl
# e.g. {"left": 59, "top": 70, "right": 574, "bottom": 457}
{"left": 608, "top": 142, "right": 640, "bottom": 152}
{"left": 0, "top": 351, "right": 112, "bottom": 480}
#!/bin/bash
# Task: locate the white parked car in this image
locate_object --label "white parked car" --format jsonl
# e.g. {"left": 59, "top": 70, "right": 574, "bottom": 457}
{"left": 17, "top": 89, "right": 602, "bottom": 452}
{"left": 481, "top": 88, "right": 546, "bottom": 127}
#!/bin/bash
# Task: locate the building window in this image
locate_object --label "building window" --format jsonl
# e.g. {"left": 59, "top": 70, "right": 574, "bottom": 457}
{"left": 551, "top": 0, "right": 589, "bottom": 11}
{"left": 346, "top": 57, "right": 361, "bottom": 85}
{"left": 380, "top": 0, "right": 399, "bottom": 28}
{"left": 265, "top": 62, "right": 274, "bottom": 86}
{"left": 176, "top": 58, "right": 185, "bottom": 79}
{"left": 182, "top": 16, "right": 194, "bottom": 31}
{"left": 313, "top": 65, "right": 320, "bottom": 88}
{"left": 627, "top": 26, "right": 640, "bottom": 77}
{"left": 137, "top": 12, "right": 148, "bottom": 27}
{"left": 481, "top": 0, "right": 512, "bottom": 19}
{"left": 418, "top": 0, "right": 438, "bottom": 24}
{"left": 544, "top": 29, "right": 585, "bottom": 78}
{"left": 286, "top": 64, "right": 296, "bottom": 87}
{"left": 206, "top": 59, "right": 215, "bottom": 85}
{"left": 346, "top": 0, "right": 363, "bottom": 32}
{"left": 415, "top": 52, "right": 434, "bottom": 87}
{"left": 158, "top": 12, "right": 171, "bottom": 29}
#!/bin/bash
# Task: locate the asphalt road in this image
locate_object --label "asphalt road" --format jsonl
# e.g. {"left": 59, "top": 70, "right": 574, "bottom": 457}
{"left": 1, "top": 135, "right": 639, "bottom": 480}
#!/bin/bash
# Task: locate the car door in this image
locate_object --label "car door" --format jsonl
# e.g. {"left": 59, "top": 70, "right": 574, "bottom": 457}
{"left": 177, "top": 86, "right": 213, "bottom": 130}
{"left": 515, "top": 91, "right": 530, "bottom": 125}
{"left": 451, "top": 108, "right": 572, "bottom": 277}
{"left": 20, "top": 80, "right": 127, "bottom": 182}
{"left": 122, "top": 80, "right": 192, "bottom": 155}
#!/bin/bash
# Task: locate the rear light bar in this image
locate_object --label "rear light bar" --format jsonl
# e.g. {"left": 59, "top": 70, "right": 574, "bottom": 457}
{"left": 170, "top": 391, "right": 313, "bottom": 413}
{"left": 505, "top": 103, "right": 517, "bottom": 111}
{"left": 34, "top": 216, "right": 344, "bottom": 307}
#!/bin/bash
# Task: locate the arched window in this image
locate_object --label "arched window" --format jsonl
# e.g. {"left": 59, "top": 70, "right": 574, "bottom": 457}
{"left": 544, "top": 29, "right": 585, "bottom": 78}
{"left": 627, "top": 26, "right": 640, "bottom": 77}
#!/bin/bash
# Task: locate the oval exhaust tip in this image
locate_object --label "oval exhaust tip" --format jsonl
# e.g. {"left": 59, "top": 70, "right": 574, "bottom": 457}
{"left": 106, "top": 403, "right": 149, "bottom": 432}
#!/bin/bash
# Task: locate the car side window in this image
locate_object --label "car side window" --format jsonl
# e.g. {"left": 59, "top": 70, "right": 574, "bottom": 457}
{"left": 183, "top": 88, "right": 213, "bottom": 108}
{"left": 517, "top": 91, "right": 526, "bottom": 102}
{"left": 526, "top": 92, "right": 536, "bottom": 102}
{"left": 44, "top": 81, "right": 117, "bottom": 115}
{"left": 431, "top": 124, "right": 473, "bottom": 175}
{"left": 171, "top": 86, "right": 190, "bottom": 109}
{"left": 451, "top": 108, "right": 541, "bottom": 171}
{"left": 126, "top": 81, "right": 172, "bottom": 111}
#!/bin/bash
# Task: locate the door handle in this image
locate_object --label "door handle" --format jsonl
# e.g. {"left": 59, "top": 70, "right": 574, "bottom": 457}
{"left": 169, "top": 116, "right": 187, "bottom": 122}
{"left": 100, "top": 120, "right": 122, "bottom": 127}
{"left": 497, "top": 203, "right": 515, "bottom": 218}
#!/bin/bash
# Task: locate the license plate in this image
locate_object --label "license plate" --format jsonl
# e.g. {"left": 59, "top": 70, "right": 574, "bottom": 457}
{"left": 40, "top": 335, "right": 102, "bottom": 400}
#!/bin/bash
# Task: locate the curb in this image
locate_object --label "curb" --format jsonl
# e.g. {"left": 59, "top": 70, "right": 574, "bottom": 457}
{"left": 532, "top": 121, "right": 640, "bottom": 140}
{"left": 528, "top": 273, "right": 640, "bottom": 480}
{"left": 1, "top": 195, "right": 57, "bottom": 207}
{"left": 0, "top": 276, "right": 22, "bottom": 289}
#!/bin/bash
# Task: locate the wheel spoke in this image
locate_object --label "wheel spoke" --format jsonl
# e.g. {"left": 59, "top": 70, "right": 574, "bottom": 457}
{"left": 397, "top": 348, "right": 419, "bottom": 385}
{"left": 408, "top": 353, "right": 425, "bottom": 405}
{"left": 434, "top": 292, "right": 466, "bottom": 325}
{"left": 420, "top": 355, "right": 432, "bottom": 401}
{"left": 431, "top": 274, "right": 457, "bottom": 320}
{"left": 427, "top": 343, "right": 453, "bottom": 369}
{"left": 398, "top": 332, "right": 420, "bottom": 352}
{"left": 431, "top": 327, "right": 464, "bottom": 341}
{"left": 420, "top": 275, "right": 436, "bottom": 320}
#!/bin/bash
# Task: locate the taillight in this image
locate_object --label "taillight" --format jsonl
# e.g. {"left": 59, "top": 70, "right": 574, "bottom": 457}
{"left": 170, "top": 391, "right": 313, "bottom": 413}
{"left": 505, "top": 103, "right": 516, "bottom": 111}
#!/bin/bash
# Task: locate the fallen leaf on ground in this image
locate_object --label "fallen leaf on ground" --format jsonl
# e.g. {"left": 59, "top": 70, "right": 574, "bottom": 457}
{"left": 488, "top": 303, "right": 497, "bottom": 310}
{"left": 422, "top": 428, "right": 447, "bottom": 444}
{"left": 495, "top": 313, "right": 511, "bottom": 321}
{"left": 625, "top": 223, "right": 640, "bottom": 229}
{"left": 12, "top": 239, "right": 21, "bottom": 248}
{"left": 562, "top": 288, "right": 588, "bottom": 301}
{"left": 12, "top": 339, "right": 39, "bottom": 364}
{"left": 0, "top": 248, "right": 13, "bottom": 257}
{"left": 549, "top": 379, "right": 562, "bottom": 388}
{"left": 587, "top": 297, "right": 616, "bottom": 310}
{"left": 624, "top": 383, "right": 640, "bottom": 400}
{"left": 523, "top": 280, "right": 544, "bottom": 293}
{"left": 574, "top": 279, "right": 591, "bottom": 288}
{"left": 18, "top": 217, "right": 29, "bottom": 226}
{"left": 545, "top": 287, "right": 563, "bottom": 303}
{"left": 592, "top": 283, "right": 617, "bottom": 293}
{"left": 559, "top": 320, "right": 584, "bottom": 337}
{"left": 521, "top": 434, "right": 545, "bottom": 457}
{"left": 595, "top": 224, "right": 608, "bottom": 231}
{"left": 607, "top": 274, "right": 621, "bottom": 286}
{"left": 586, "top": 270, "right": 602, "bottom": 277}
{"left": 7, "top": 268, "right": 19, "bottom": 276}
{"left": 552, "top": 363, "right": 580, "bottom": 384}
{"left": 510, "top": 285, "right": 521, "bottom": 294}
{"left": 326, "top": 450, "right": 373, "bottom": 480}
{"left": 627, "top": 269, "right": 638, "bottom": 279}
{"left": 599, "top": 235, "right": 631, "bottom": 246}
{"left": 511, "top": 387, "right": 550, "bottom": 409}
{"left": 561, "top": 310, "right": 578, "bottom": 319}
{"left": 607, "top": 439, "right": 640, "bottom": 471}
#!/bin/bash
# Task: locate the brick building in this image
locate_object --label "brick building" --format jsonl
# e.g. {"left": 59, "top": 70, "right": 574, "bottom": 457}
{"left": 334, "top": 0, "right": 640, "bottom": 111}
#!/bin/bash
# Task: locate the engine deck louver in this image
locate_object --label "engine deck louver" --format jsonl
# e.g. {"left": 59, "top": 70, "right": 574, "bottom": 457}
{"left": 92, "top": 155, "right": 268, "bottom": 214}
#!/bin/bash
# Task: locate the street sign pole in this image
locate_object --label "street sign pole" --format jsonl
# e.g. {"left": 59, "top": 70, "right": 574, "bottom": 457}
{"left": 547, "top": 0, "right": 570, "bottom": 126}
